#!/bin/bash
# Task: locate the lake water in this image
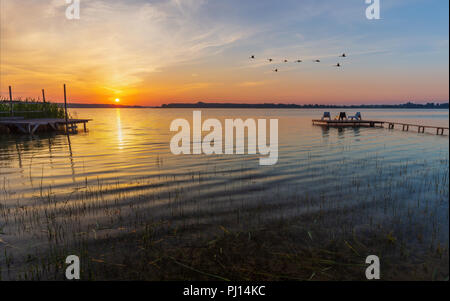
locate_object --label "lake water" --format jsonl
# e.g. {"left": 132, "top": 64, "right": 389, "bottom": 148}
{"left": 0, "top": 108, "right": 448, "bottom": 279}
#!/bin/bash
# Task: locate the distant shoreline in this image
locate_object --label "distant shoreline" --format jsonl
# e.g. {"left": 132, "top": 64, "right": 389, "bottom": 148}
{"left": 60, "top": 101, "right": 449, "bottom": 109}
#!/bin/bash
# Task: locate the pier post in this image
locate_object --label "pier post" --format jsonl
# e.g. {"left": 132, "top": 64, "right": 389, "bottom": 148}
{"left": 9, "top": 86, "right": 13, "bottom": 117}
{"left": 42, "top": 89, "right": 46, "bottom": 103}
{"left": 63, "top": 84, "right": 69, "bottom": 133}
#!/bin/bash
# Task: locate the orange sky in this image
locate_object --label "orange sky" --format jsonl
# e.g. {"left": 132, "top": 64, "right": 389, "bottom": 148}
{"left": 1, "top": 0, "right": 448, "bottom": 106}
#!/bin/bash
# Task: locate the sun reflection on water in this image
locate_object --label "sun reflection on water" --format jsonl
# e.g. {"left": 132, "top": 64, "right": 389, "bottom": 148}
{"left": 116, "top": 108, "right": 124, "bottom": 150}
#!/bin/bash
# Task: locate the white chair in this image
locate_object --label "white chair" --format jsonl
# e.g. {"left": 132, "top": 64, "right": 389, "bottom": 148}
{"left": 321, "top": 112, "right": 331, "bottom": 120}
{"left": 349, "top": 112, "right": 362, "bottom": 120}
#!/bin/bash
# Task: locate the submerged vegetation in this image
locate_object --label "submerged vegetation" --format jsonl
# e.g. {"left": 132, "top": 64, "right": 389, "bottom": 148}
{"left": 0, "top": 149, "right": 448, "bottom": 280}
{"left": 0, "top": 97, "right": 65, "bottom": 119}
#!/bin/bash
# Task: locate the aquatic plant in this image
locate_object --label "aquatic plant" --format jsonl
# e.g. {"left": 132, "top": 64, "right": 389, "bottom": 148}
{"left": 0, "top": 98, "right": 65, "bottom": 119}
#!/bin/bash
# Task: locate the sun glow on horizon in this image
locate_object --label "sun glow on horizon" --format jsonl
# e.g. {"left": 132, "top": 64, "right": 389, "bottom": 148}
{"left": 115, "top": 98, "right": 120, "bottom": 103}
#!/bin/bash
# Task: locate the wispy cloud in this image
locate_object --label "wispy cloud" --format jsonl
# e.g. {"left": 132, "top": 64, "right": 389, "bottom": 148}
{"left": 237, "top": 81, "right": 269, "bottom": 87}
{"left": 1, "top": 0, "right": 249, "bottom": 95}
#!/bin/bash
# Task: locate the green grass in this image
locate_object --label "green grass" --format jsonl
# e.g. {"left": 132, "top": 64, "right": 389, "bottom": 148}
{"left": 0, "top": 97, "right": 65, "bottom": 119}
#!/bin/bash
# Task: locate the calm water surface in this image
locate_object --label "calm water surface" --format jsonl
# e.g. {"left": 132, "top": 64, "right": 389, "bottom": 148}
{"left": 1, "top": 109, "right": 448, "bottom": 197}
{"left": 0, "top": 108, "right": 448, "bottom": 272}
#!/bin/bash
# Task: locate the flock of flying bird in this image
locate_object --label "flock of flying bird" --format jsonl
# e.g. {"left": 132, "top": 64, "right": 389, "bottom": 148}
{"left": 249, "top": 53, "right": 347, "bottom": 72}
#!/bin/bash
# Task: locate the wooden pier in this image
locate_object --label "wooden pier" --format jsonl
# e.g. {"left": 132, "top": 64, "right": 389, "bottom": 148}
{"left": 1, "top": 84, "right": 92, "bottom": 135}
{"left": 0, "top": 118, "right": 91, "bottom": 135}
{"left": 312, "top": 119, "right": 448, "bottom": 135}
{"left": 385, "top": 122, "right": 448, "bottom": 135}
{"left": 312, "top": 119, "right": 385, "bottom": 127}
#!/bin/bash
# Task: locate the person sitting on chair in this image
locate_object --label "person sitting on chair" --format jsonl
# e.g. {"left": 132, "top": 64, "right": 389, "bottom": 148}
{"left": 338, "top": 112, "right": 347, "bottom": 120}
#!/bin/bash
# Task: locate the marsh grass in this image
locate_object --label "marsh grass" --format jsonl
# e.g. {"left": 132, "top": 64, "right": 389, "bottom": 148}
{"left": 0, "top": 98, "right": 65, "bottom": 119}
{"left": 0, "top": 153, "right": 448, "bottom": 280}
{"left": 0, "top": 124, "right": 448, "bottom": 280}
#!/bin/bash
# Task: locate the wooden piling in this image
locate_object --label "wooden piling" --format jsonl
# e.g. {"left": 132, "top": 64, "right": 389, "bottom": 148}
{"left": 63, "top": 84, "right": 69, "bottom": 133}
{"left": 9, "top": 86, "right": 13, "bottom": 116}
{"left": 42, "top": 89, "right": 46, "bottom": 103}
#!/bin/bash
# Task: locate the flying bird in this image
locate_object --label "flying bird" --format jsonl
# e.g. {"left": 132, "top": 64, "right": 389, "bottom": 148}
{"left": 334, "top": 63, "right": 341, "bottom": 67}
{"left": 296, "top": 59, "right": 302, "bottom": 63}
{"left": 268, "top": 58, "right": 273, "bottom": 62}
{"left": 340, "top": 53, "right": 347, "bottom": 58}
{"left": 314, "top": 59, "right": 321, "bottom": 63}
{"left": 283, "top": 59, "right": 288, "bottom": 63}
{"left": 250, "top": 55, "right": 255, "bottom": 59}
{"left": 273, "top": 68, "right": 279, "bottom": 72}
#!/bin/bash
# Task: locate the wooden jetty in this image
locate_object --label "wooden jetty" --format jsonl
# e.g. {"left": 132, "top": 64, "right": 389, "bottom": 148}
{"left": 312, "top": 119, "right": 448, "bottom": 135}
{"left": 312, "top": 119, "right": 384, "bottom": 127}
{"left": 384, "top": 122, "right": 448, "bottom": 135}
{"left": 0, "top": 118, "right": 91, "bottom": 135}
{"left": 1, "top": 84, "right": 92, "bottom": 135}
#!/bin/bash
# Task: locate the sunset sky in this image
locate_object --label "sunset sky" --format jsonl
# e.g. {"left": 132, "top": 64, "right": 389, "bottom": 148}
{"left": 1, "top": 0, "right": 448, "bottom": 106}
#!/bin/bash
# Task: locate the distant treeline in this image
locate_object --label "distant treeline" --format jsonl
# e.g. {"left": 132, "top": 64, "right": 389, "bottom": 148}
{"left": 161, "top": 101, "right": 449, "bottom": 109}
{"left": 8, "top": 100, "right": 446, "bottom": 110}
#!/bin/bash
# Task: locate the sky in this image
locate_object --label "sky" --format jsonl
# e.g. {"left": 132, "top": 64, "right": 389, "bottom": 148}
{"left": 0, "top": 0, "right": 448, "bottom": 106}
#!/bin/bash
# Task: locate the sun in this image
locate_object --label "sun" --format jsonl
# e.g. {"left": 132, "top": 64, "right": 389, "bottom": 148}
{"left": 115, "top": 98, "right": 120, "bottom": 103}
